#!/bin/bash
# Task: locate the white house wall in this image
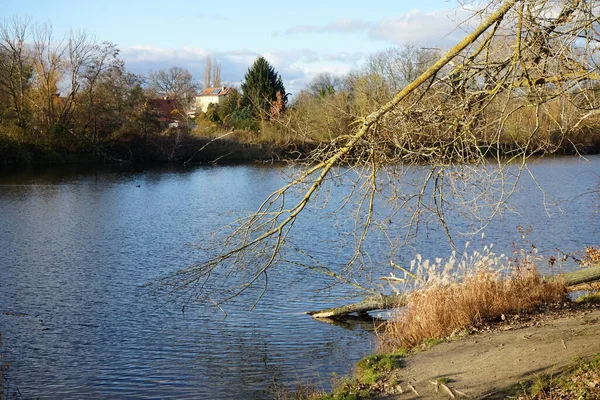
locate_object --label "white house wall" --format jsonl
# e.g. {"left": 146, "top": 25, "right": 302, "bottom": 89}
{"left": 196, "top": 96, "right": 224, "bottom": 113}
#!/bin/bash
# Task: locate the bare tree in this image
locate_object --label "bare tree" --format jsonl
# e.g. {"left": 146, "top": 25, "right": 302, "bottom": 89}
{"left": 161, "top": 0, "right": 600, "bottom": 308}
{"left": 28, "top": 26, "right": 102, "bottom": 142}
{"left": 147, "top": 66, "right": 197, "bottom": 112}
{"left": 29, "top": 23, "right": 66, "bottom": 136}
{"left": 213, "top": 60, "right": 221, "bottom": 87}
{"left": 60, "top": 30, "right": 97, "bottom": 127}
{"left": 79, "top": 41, "right": 123, "bottom": 142}
{"left": 0, "top": 17, "right": 32, "bottom": 129}
{"left": 203, "top": 55, "right": 212, "bottom": 89}
{"left": 367, "top": 44, "right": 440, "bottom": 94}
{"left": 307, "top": 72, "right": 344, "bottom": 96}
{"left": 0, "top": 20, "right": 145, "bottom": 145}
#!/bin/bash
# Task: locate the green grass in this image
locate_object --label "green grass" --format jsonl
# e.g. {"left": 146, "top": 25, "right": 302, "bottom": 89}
{"left": 575, "top": 292, "right": 600, "bottom": 304}
{"left": 273, "top": 352, "right": 406, "bottom": 400}
{"left": 316, "top": 353, "right": 405, "bottom": 399}
{"left": 516, "top": 354, "right": 600, "bottom": 399}
{"left": 355, "top": 354, "right": 402, "bottom": 385}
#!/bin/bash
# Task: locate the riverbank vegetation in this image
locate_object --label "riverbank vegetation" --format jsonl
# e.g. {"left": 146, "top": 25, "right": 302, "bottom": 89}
{"left": 3, "top": 2, "right": 600, "bottom": 166}
{"left": 377, "top": 248, "right": 568, "bottom": 352}
{"left": 0, "top": 19, "right": 295, "bottom": 166}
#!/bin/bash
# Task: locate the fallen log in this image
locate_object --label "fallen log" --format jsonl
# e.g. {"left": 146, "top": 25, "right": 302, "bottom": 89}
{"left": 307, "top": 263, "right": 600, "bottom": 319}
{"left": 559, "top": 263, "right": 600, "bottom": 287}
{"left": 311, "top": 314, "right": 386, "bottom": 332}
{"left": 306, "top": 294, "right": 406, "bottom": 319}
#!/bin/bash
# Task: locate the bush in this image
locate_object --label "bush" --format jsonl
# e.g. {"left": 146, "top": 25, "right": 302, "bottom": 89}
{"left": 0, "top": 134, "right": 32, "bottom": 165}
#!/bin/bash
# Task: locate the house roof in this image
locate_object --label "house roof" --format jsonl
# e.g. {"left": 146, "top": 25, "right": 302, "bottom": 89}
{"left": 199, "top": 87, "right": 232, "bottom": 97}
{"left": 148, "top": 98, "right": 178, "bottom": 121}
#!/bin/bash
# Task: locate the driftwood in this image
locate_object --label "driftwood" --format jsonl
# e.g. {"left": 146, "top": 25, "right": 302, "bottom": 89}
{"left": 307, "top": 263, "right": 600, "bottom": 319}
{"left": 559, "top": 264, "right": 600, "bottom": 287}
{"left": 311, "top": 314, "right": 386, "bottom": 332}
{"left": 306, "top": 294, "right": 407, "bottom": 319}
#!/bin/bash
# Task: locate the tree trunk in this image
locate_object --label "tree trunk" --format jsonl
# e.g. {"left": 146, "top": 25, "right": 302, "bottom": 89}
{"left": 307, "top": 294, "right": 406, "bottom": 319}
{"left": 307, "top": 263, "right": 600, "bottom": 319}
{"left": 560, "top": 264, "right": 600, "bottom": 288}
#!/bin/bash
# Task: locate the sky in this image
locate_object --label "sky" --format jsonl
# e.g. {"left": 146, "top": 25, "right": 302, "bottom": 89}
{"left": 3, "top": 0, "right": 476, "bottom": 94}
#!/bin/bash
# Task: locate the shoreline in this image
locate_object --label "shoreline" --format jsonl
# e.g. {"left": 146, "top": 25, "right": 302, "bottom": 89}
{"left": 303, "top": 300, "right": 600, "bottom": 400}
{"left": 2, "top": 132, "right": 599, "bottom": 167}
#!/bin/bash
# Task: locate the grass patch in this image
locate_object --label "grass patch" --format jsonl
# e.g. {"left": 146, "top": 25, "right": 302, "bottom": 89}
{"left": 378, "top": 247, "right": 568, "bottom": 352}
{"left": 272, "top": 380, "right": 323, "bottom": 400}
{"left": 355, "top": 354, "right": 402, "bottom": 385}
{"left": 322, "top": 353, "right": 405, "bottom": 399}
{"left": 517, "top": 355, "right": 600, "bottom": 399}
{"left": 275, "top": 353, "right": 405, "bottom": 400}
{"left": 576, "top": 292, "right": 600, "bottom": 304}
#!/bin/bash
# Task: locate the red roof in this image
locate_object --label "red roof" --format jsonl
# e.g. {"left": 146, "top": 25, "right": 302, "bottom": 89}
{"left": 199, "top": 87, "right": 232, "bottom": 96}
{"left": 148, "top": 98, "right": 178, "bottom": 121}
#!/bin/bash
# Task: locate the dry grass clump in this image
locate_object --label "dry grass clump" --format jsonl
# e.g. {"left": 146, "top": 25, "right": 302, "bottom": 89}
{"left": 378, "top": 247, "right": 567, "bottom": 352}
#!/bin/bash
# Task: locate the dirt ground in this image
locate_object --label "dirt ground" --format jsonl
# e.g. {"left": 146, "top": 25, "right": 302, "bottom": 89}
{"left": 377, "top": 303, "right": 600, "bottom": 399}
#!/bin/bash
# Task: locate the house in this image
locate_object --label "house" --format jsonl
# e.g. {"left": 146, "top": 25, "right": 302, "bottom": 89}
{"left": 148, "top": 98, "right": 180, "bottom": 127}
{"left": 196, "top": 87, "right": 232, "bottom": 113}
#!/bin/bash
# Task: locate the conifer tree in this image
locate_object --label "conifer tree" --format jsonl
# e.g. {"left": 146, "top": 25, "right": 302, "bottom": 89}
{"left": 241, "top": 56, "right": 287, "bottom": 119}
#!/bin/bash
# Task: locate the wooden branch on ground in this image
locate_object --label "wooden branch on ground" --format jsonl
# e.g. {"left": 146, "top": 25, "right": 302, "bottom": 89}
{"left": 559, "top": 264, "right": 600, "bottom": 287}
{"left": 307, "top": 263, "right": 600, "bottom": 319}
{"left": 306, "top": 294, "right": 406, "bottom": 319}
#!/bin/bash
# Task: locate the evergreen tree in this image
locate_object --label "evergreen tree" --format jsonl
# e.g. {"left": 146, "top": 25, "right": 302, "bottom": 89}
{"left": 241, "top": 57, "right": 287, "bottom": 119}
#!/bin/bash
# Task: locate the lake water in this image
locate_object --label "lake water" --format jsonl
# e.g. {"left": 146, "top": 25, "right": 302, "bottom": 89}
{"left": 0, "top": 156, "right": 598, "bottom": 399}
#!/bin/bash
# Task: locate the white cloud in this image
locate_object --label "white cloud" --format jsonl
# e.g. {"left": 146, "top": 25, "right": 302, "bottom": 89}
{"left": 121, "top": 46, "right": 255, "bottom": 85}
{"left": 122, "top": 45, "right": 210, "bottom": 63}
{"left": 119, "top": 45, "right": 367, "bottom": 95}
{"left": 284, "top": 8, "right": 473, "bottom": 47}
{"left": 264, "top": 50, "right": 364, "bottom": 94}
{"left": 118, "top": 6, "right": 477, "bottom": 95}
{"left": 371, "top": 9, "right": 471, "bottom": 44}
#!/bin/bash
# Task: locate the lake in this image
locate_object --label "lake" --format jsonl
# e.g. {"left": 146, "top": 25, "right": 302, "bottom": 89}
{"left": 0, "top": 156, "right": 598, "bottom": 399}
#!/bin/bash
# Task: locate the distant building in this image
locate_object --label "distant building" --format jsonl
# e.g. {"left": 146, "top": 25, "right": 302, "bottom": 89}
{"left": 196, "top": 87, "right": 232, "bottom": 113}
{"left": 148, "top": 98, "right": 180, "bottom": 127}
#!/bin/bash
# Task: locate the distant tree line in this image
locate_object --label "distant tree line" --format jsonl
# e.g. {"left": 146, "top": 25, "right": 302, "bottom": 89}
{"left": 0, "top": 17, "right": 294, "bottom": 164}
{"left": 0, "top": 18, "right": 168, "bottom": 163}
{"left": 284, "top": 43, "right": 600, "bottom": 154}
{"left": 2, "top": 15, "right": 599, "bottom": 166}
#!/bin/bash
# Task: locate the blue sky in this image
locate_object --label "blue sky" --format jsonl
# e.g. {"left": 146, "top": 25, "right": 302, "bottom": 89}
{"left": 4, "top": 0, "right": 472, "bottom": 93}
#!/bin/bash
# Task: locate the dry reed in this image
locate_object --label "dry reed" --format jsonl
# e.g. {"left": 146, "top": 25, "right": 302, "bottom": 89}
{"left": 378, "top": 247, "right": 567, "bottom": 352}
